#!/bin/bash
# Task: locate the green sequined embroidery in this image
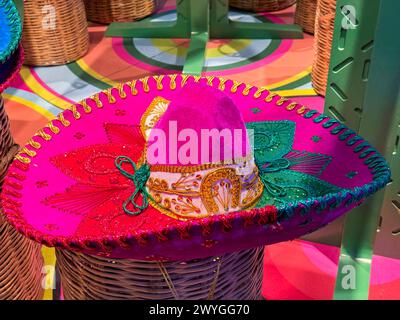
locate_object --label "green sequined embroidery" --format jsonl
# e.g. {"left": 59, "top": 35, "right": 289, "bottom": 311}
{"left": 311, "top": 135, "right": 322, "bottom": 143}
{"left": 246, "top": 120, "right": 345, "bottom": 212}
{"left": 255, "top": 170, "right": 341, "bottom": 208}
{"left": 251, "top": 107, "right": 262, "bottom": 114}
{"left": 346, "top": 171, "right": 358, "bottom": 179}
{"left": 246, "top": 120, "right": 295, "bottom": 162}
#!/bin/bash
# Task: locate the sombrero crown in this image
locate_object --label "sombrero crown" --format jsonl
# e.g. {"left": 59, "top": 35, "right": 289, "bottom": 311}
{"left": 140, "top": 83, "right": 263, "bottom": 220}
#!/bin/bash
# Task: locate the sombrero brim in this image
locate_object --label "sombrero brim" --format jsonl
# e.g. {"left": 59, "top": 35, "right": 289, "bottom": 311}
{"left": 1, "top": 75, "right": 390, "bottom": 260}
{"left": 0, "top": 0, "right": 22, "bottom": 64}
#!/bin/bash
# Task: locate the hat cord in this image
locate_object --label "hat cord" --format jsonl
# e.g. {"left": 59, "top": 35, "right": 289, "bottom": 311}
{"left": 256, "top": 160, "right": 287, "bottom": 197}
{"left": 115, "top": 155, "right": 154, "bottom": 216}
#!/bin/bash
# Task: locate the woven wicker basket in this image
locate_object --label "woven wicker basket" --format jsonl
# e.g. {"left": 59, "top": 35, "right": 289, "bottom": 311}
{"left": 56, "top": 247, "right": 264, "bottom": 300}
{"left": 84, "top": 0, "right": 158, "bottom": 24}
{"left": 229, "top": 0, "right": 296, "bottom": 12}
{"left": 22, "top": 0, "right": 89, "bottom": 66}
{"left": 311, "top": 0, "right": 337, "bottom": 96}
{"left": 0, "top": 96, "right": 44, "bottom": 300}
{"left": 295, "top": 0, "right": 318, "bottom": 34}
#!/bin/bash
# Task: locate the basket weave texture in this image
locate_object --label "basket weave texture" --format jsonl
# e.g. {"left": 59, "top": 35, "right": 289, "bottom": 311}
{"left": 57, "top": 246, "right": 264, "bottom": 300}
{"left": 295, "top": 0, "right": 318, "bottom": 34}
{"left": 22, "top": 0, "right": 89, "bottom": 66}
{"left": 229, "top": 0, "right": 296, "bottom": 12}
{"left": 0, "top": 97, "right": 44, "bottom": 300}
{"left": 84, "top": 0, "right": 158, "bottom": 24}
{"left": 311, "top": 0, "right": 337, "bottom": 96}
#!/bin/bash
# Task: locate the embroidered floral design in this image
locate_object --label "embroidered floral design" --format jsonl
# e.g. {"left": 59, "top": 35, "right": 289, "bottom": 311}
{"left": 36, "top": 180, "right": 48, "bottom": 188}
{"left": 115, "top": 109, "right": 126, "bottom": 116}
{"left": 250, "top": 107, "right": 262, "bottom": 114}
{"left": 246, "top": 121, "right": 342, "bottom": 211}
{"left": 311, "top": 135, "right": 322, "bottom": 143}
{"left": 73, "top": 132, "right": 85, "bottom": 140}
{"left": 43, "top": 123, "right": 145, "bottom": 222}
{"left": 140, "top": 96, "right": 170, "bottom": 140}
{"left": 346, "top": 171, "right": 358, "bottom": 179}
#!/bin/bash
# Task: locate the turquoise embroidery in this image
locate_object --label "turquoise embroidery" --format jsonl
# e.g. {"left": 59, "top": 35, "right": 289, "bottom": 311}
{"left": 311, "top": 135, "right": 322, "bottom": 143}
{"left": 346, "top": 171, "right": 358, "bottom": 179}
{"left": 246, "top": 121, "right": 295, "bottom": 162}
{"left": 246, "top": 120, "right": 342, "bottom": 216}
{"left": 255, "top": 170, "right": 341, "bottom": 210}
{"left": 250, "top": 107, "right": 262, "bottom": 114}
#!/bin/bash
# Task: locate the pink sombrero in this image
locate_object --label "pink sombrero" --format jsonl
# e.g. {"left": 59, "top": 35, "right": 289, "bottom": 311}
{"left": 1, "top": 75, "right": 390, "bottom": 260}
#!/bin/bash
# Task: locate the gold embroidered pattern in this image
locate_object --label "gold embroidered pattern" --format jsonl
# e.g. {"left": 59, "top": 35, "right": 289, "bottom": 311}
{"left": 230, "top": 80, "right": 242, "bottom": 93}
{"left": 142, "top": 76, "right": 150, "bottom": 93}
{"left": 149, "top": 196, "right": 206, "bottom": 220}
{"left": 47, "top": 122, "right": 60, "bottom": 134}
{"left": 200, "top": 168, "right": 241, "bottom": 213}
{"left": 140, "top": 96, "right": 170, "bottom": 140}
{"left": 80, "top": 100, "right": 92, "bottom": 113}
{"left": 242, "top": 84, "right": 253, "bottom": 96}
{"left": 148, "top": 174, "right": 200, "bottom": 198}
{"left": 206, "top": 76, "right": 215, "bottom": 87}
{"left": 92, "top": 93, "right": 103, "bottom": 108}
{"left": 180, "top": 74, "right": 190, "bottom": 87}
{"left": 169, "top": 74, "right": 178, "bottom": 90}
{"left": 57, "top": 113, "right": 70, "bottom": 127}
{"left": 27, "top": 139, "right": 41, "bottom": 149}
{"left": 154, "top": 75, "right": 164, "bottom": 90}
{"left": 254, "top": 87, "right": 267, "bottom": 98}
{"left": 148, "top": 165, "right": 263, "bottom": 221}
{"left": 149, "top": 154, "right": 254, "bottom": 173}
{"left": 117, "top": 83, "right": 127, "bottom": 99}
{"left": 128, "top": 80, "right": 138, "bottom": 95}
{"left": 171, "top": 173, "right": 202, "bottom": 192}
{"left": 241, "top": 178, "right": 264, "bottom": 208}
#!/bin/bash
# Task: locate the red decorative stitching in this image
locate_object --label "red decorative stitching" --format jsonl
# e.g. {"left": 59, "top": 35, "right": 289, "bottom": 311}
{"left": 154, "top": 229, "right": 169, "bottom": 242}
{"left": 243, "top": 213, "right": 255, "bottom": 227}
{"left": 3, "top": 188, "right": 22, "bottom": 198}
{"left": 176, "top": 224, "right": 191, "bottom": 239}
{"left": 220, "top": 215, "right": 233, "bottom": 232}
{"left": 13, "top": 161, "right": 29, "bottom": 172}
{"left": 3, "top": 179, "right": 22, "bottom": 190}
{"left": 135, "top": 232, "right": 149, "bottom": 246}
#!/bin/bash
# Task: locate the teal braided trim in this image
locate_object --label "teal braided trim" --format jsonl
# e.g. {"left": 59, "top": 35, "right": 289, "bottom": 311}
{"left": 0, "top": 0, "right": 22, "bottom": 63}
{"left": 115, "top": 156, "right": 153, "bottom": 216}
{"left": 303, "top": 111, "right": 391, "bottom": 185}
{"left": 272, "top": 109, "right": 391, "bottom": 221}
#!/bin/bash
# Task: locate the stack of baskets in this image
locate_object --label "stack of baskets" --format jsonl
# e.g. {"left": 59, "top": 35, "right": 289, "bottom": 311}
{"left": 0, "top": 0, "right": 44, "bottom": 300}
{"left": 84, "top": 0, "right": 159, "bottom": 24}
{"left": 311, "top": 0, "right": 337, "bottom": 96}
{"left": 0, "top": 97, "right": 44, "bottom": 300}
{"left": 229, "top": 0, "right": 296, "bottom": 12}
{"left": 0, "top": 212, "right": 44, "bottom": 300}
{"left": 22, "top": 0, "right": 89, "bottom": 66}
{"left": 294, "top": 0, "right": 318, "bottom": 34}
{"left": 56, "top": 247, "right": 264, "bottom": 300}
